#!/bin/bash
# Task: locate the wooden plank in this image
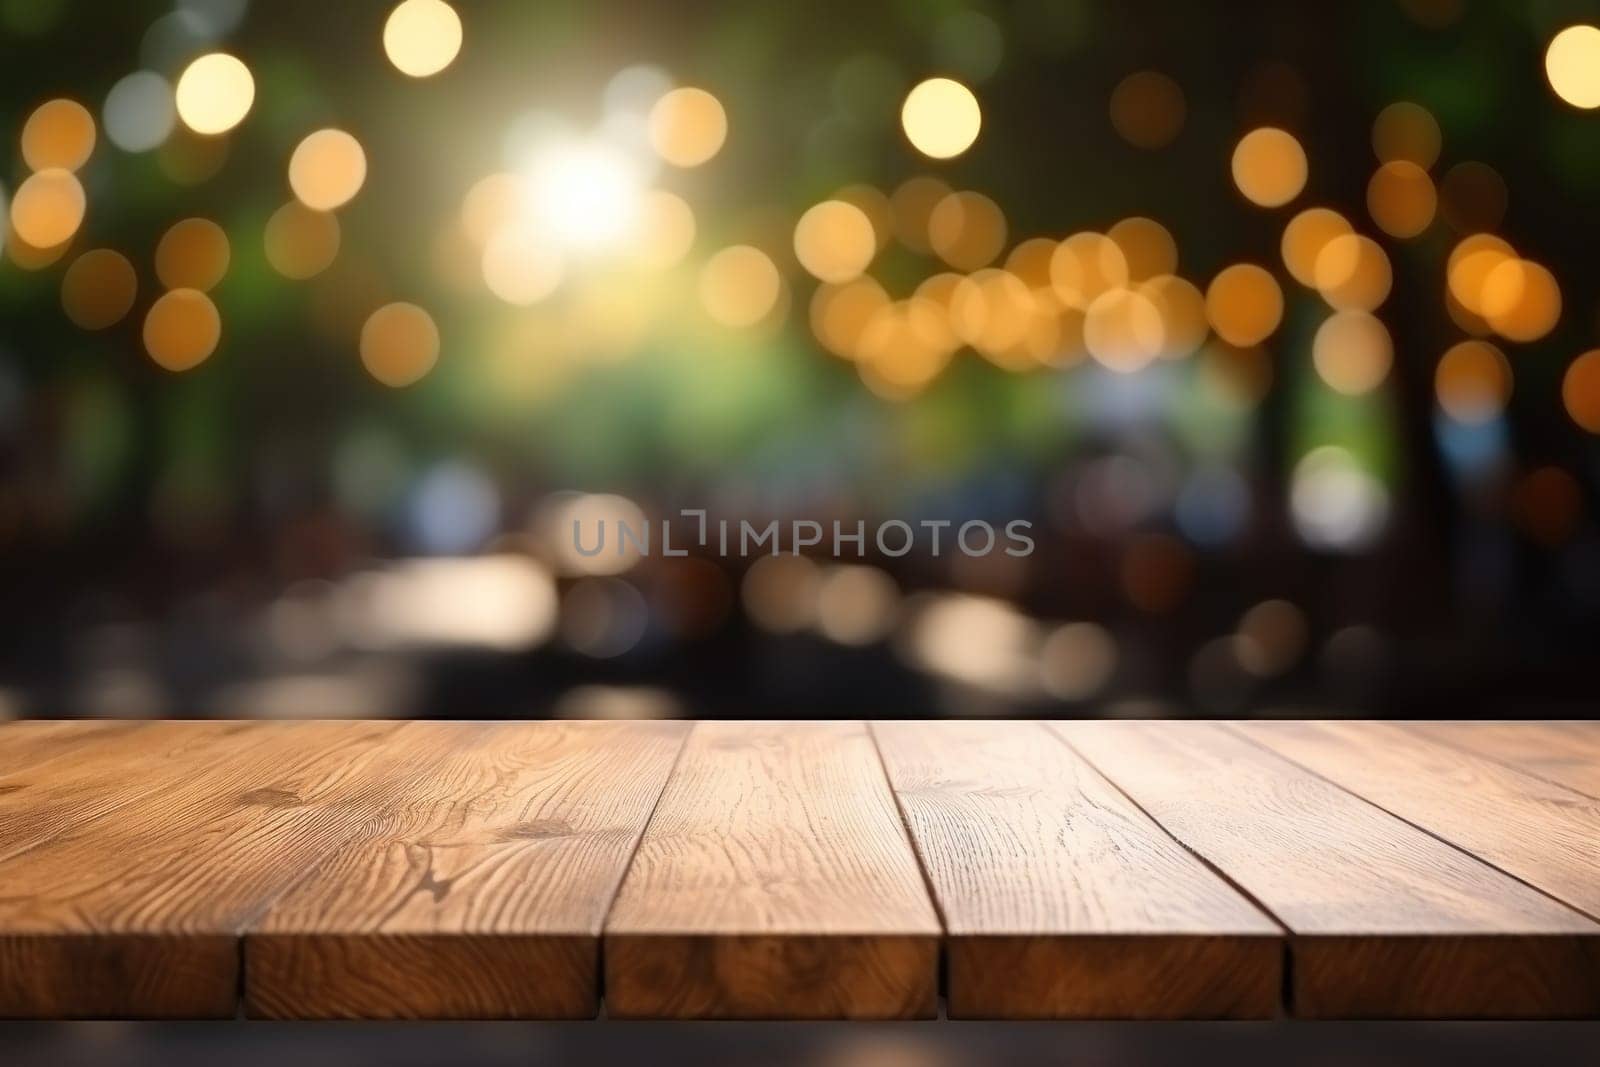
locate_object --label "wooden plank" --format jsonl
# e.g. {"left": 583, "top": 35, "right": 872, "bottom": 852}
{"left": 1235, "top": 721, "right": 1600, "bottom": 920}
{"left": 1055, "top": 721, "right": 1600, "bottom": 1018}
{"left": 603, "top": 721, "right": 940, "bottom": 1019}
{"left": 1409, "top": 721, "right": 1600, "bottom": 799}
{"left": 872, "top": 720, "right": 1281, "bottom": 1019}
{"left": 0, "top": 719, "right": 149, "bottom": 778}
{"left": 0, "top": 720, "right": 405, "bottom": 1018}
{"left": 245, "top": 720, "right": 687, "bottom": 1020}
{"left": 0, "top": 720, "right": 263, "bottom": 865}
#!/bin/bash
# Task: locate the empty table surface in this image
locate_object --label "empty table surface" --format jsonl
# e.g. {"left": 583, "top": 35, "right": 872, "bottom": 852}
{"left": 0, "top": 719, "right": 1596, "bottom": 1020}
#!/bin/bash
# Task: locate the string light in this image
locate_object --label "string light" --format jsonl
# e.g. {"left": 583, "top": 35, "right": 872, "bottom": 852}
{"left": 175, "top": 53, "right": 254, "bottom": 135}
{"left": 900, "top": 77, "right": 981, "bottom": 160}
{"left": 384, "top": 0, "right": 463, "bottom": 78}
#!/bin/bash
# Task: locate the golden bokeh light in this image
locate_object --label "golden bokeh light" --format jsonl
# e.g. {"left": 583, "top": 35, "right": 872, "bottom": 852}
{"left": 1005, "top": 237, "right": 1057, "bottom": 292}
{"left": 5, "top": 223, "right": 69, "bottom": 271}
{"left": 361, "top": 302, "right": 440, "bottom": 386}
{"left": 1446, "top": 233, "right": 1515, "bottom": 313}
{"left": 61, "top": 249, "right": 136, "bottom": 330}
{"left": 143, "top": 288, "right": 221, "bottom": 371}
{"left": 1435, "top": 340, "right": 1512, "bottom": 423}
{"left": 155, "top": 217, "right": 230, "bottom": 292}
{"left": 1084, "top": 287, "right": 1164, "bottom": 373}
{"left": 900, "top": 77, "right": 981, "bottom": 160}
{"left": 927, "top": 190, "right": 1006, "bottom": 271}
{"left": 631, "top": 189, "right": 696, "bottom": 269}
{"left": 793, "top": 199, "right": 876, "bottom": 283}
{"left": 1313, "top": 233, "right": 1392, "bottom": 312}
{"left": 699, "top": 245, "right": 781, "bottom": 328}
{"left": 1206, "top": 263, "right": 1283, "bottom": 346}
{"left": 383, "top": 0, "right": 463, "bottom": 78}
{"left": 889, "top": 176, "right": 951, "bottom": 253}
{"left": 1049, "top": 232, "right": 1128, "bottom": 311}
{"left": 1546, "top": 25, "right": 1600, "bottom": 109}
{"left": 810, "top": 276, "right": 888, "bottom": 359}
{"left": 1109, "top": 71, "right": 1186, "bottom": 150}
{"left": 1367, "top": 160, "right": 1436, "bottom": 238}
{"left": 21, "top": 98, "right": 96, "bottom": 172}
{"left": 952, "top": 270, "right": 1034, "bottom": 367}
{"left": 649, "top": 87, "right": 727, "bottom": 168}
{"left": 1312, "top": 311, "right": 1392, "bottom": 396}
{"left": 9, "top": 168, "right": 85, "bottom": 249}
{"left": 1107, "top": 216, "right": 1177, "bottom": 282}
{"left": 460, "top": 172, "right": 522, "bottom": 247}
{"left": 1281, "top": 207, "right": 1353, "bottom": 288}
{"left": 288, "top": 129, "right": 368, "bottom": 211}
{"left": 1371, "top": 101, "right": 1441, "bottom": 169}
{"left": 835, "top": 184, "right": 893, "bottom": 251}
{"left": 1139, "top": 274, "right": 1207, "bottom": 359}
{"left": 264, "top": 201, "right": 342, "bottom": 280}
{"left": 856, "top": 301, "right": 953, "bottom": 399}
{"left": 1479, "top": 258, "right": 1561, "bottom": 343}
{"left": 1231, "top": 127, "right": 1307, "bottom": 208}
{"left": 481, "top": 229, "right": 564, "bottom": 305}
{"left": 1562, "top": 350, "right": 1600, "bottom": 432}
{"left": 175, "top": 53, "right": 255, "bottom": 135}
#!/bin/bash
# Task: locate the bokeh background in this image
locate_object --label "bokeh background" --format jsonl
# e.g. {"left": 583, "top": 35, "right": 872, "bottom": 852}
{"left": 4, "top": 0, "right": 1600, "bottom": 724}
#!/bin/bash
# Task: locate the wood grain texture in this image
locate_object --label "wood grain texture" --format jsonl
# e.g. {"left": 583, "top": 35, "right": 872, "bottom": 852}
{"left": 873, "top": 720, "right": 1280, "bottom": 1019}
{"left": 1235, "top": 720, "right": 1600, "bottom": 920}
{"left": 604, "top": 721, "right": 940, "bottom": 1019}
{"left": 1410, "top": 721, "right": 1600, "bottom": 799}
{"left": 1056, "top": 720, "right": 1600, "bottom": 1018}
{"left": 0, "top": 719, "right": 149, "bottom": 777}
{"left": 0, "top": 720, "right": 404, "bottom": 1018}
{"left": 245, "top": 720, "right": 687, "bottom": 1019}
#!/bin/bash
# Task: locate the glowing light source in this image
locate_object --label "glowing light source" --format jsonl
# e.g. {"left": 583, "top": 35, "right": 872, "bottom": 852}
{"left": 1084, "top": 286, "right": 1164, "bottom": 373}
{"left": 9, "top": 169, "right": 84, "bottom": 248}
{"left": 1436, "top": 340, "right": 1512, "bottom": 423}
{"left": 927, "top": 190, "right": 1006, "bottom": 271}
{"left": 1367, "top": 161, "right": 1436, "bottom": 238}
{"left": 1109, "top": 71, "right": 1185, "bottom": 149}
{"left": 21, "top": 98, "right": 95, "bottom": 171}
{"left": 481, "top": 229, "right": 564, "bottom": 305}
{"left": 143, "top": 289, "right": 221, "bottom": 371}
{"left": 361, "top": 302, "right": 440, "bottom": 387}
{"left": 1562, "top": 350, "right": 1600, "bottom": 433}
{"left": 1050, "top": 232, "right": 1128, "bottom": 311}
{"left": 1313, "top": 234, "right": 1392, "bottom": 311}
{"left": 521, "top": 139, "right": 644, "bottom": 250}
{"left": 1281, "top": 207, "right": 1352, "bottom": 287}
{"left": 1546, "top": 25, "right": 1600, "bottom": 109}
{"left": 1107, "top": 216, "right": 1177, "bottom": 282}
{"left": 1371, "top": 102, "right": 1441, "bottom": 168}
{"left": 1291, "top": 447, "right": 1389, "bottom": 552}
{"left": 62, "top": 249, "right": 137, "bottom": 330}
{"left": 383, "top": 0, "right": 463, "bottom": 78}
{"left": 175, "top": 53, "right": 254, "bottom": 135}
{"left": 900, "top": 77, "right": 981, "bottom": 160}
{"left": 1206, "top": 263, "right": 1282, "bottom": 346}
{"left": 103, "top": 72, "right": 175, "bottom": 153}
{"left": 155, "top": 217, "right": 230, "bottom": 291}
{"left": 793, "top": 199, "right": 876, "bottom": 283}
{"left": 631, "top": 189, "right": 696, "bottom": 269}
{"left": 648, "top": 87, "right": 727, "bottom": 167}
{"left": 699, "top": 245, "right": 781, "bottom": 328}
{"left": 289, "top": 129, "right": 368, "bottom": 211}
{"left": 1231, "top": 127, "right": 1307, "bottom": 208}
{"left": 264, "top": 201, "right": 341, "bottom": 279}
{"left": 1480, "top": 258, "right": 1561, "bottom": 342}
{"left": 1312, "top": 311, "right": 1392, "bottom": 396}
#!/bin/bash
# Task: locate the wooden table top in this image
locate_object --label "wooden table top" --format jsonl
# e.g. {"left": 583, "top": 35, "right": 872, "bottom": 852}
{"left": 1, "top": 718, "right": 1597, "bottom": 1021}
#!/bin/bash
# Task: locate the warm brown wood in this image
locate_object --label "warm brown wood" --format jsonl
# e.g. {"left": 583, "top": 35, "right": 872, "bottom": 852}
{"left": 872, "top": 720, "right": 1281, "bottom": 1018}
{"left": 245, "top": 720, "right": 687, "bottom": 1019}
{"left": 1409, "top": 721, "right": 1600, "bottom": 799}
{"left": 0, "top": 719, "right": 148, "bottom": 777}
{"left": 1055, "top": 721, "right": 1600, "bottom": 1018}
{"left": 0, "top": 720, "right": 405, "bottom": 1018}
{"left": 604, "top": 721, "right": 940, "bottom": 1019}
{"left": 1235, "top": 720, "right": 1600, "bottom": 920}
{"left": 0, "top": 720, "right": 263, "bottom": 865}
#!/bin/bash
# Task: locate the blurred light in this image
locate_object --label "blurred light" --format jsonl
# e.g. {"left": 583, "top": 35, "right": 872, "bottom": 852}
{"left": 157, "top": 126, "right": 229, "bottom": 185}
{"left": 1231, "top": 127, "right": 1307, "bottom": 208}
{"left": 605, "top": 64, "right": 673, "bottom": 117}
{"left": 4, "top": 223, "right": 67, "bottom": 271}
{"left": 900, "top": 593, "right": 1036, "bottom": 695}
{"left": 1563, "top": 350, "right": 1600, "bottom": 433}
{"left": 1281, "top": 207, "right": 1352, "bottom": 288}
{"left": 562, "top": 577, "right": 649, "bottom": 658}
{"left": 1198, "top": 342, "right": 1272, "bottom": 410}
{"left": 1039, "top": 622, "right": 1117, "bottom": 701}
{"left": 1436, "top": 340, "right": 1512, "bottom": 424}
{"left": 521, "top": 137, "right": 645, "bottom": 250}
{"left": 1176, "top": 466, "right": 1251, "bottom": 546}
{"left": 1439, "top": 162, "right": 1507, "bottom": 233}
{"left": 1084, "top": 287, "right": 1163, "bottom": 372}
{"left": 741, "top": 555, "right": 822, "bottom": 633}
{"left": 178, "top": 0, "right": 249, "bottom": 36}
{"left": 264, "top": 201, "right": 340, "bottom": 279}
{"left": 143, "top": 288, "right": 221, "bottom": 371}
{"left": 537, "top": 492, "right": 647, "bottom": 576}
{"left": 1312, "top": 311, "right": 1391, "bottom": 396}
{"left": 810, "top": 277, "right": 889, "bottom": 358}
{"left": 1371, "top": 101, "right": 1441, "bottom": 168}
{"left": 383, "top": 0, "right": 462, "bottom": 78}
{"left": 481, "top": 228, "right": 563, "bottom": 307}
{"left": 927, "top": 190, "right": 1005, "bottom": 271}
{"left": 289, "top": 128, "right": 367, "bottom": 211}
{"left": 1236, "top": 598, "right": 1307, "bottom": 677}
{"left": 1189, "top": 636, "right": 1256, "bottom": 713}
{"left": 816, "top": 565, "right": 900, "bottom": 645}
{"left": 460, "top": 172, "right": 521, "bottom": 246}
{"left": 1138, "top": 274, "right": 1207, "bottom": 359}
{"left": 1313, "top": 233, "right": 1392, "bottom": 311}
{"left": 889, "top": 176, "right": 951, "bottom": 253}
{"left": 699, "top": 245, "right": 781, "bottom": 328}
{"left": 175, "top": 52, "right": 254, "bottom": 134}
{"left": 140, "top": 10, "right": 216, "bottom": 73}
{"left": 406, "top": 460, "right": 498, "bottom": 554}
{"left": 1109, "top": 70, "right": 1185, "bottom": 149}
{"left": 61, "top": 249, "right": 137, "bottom": 331}
{"left": 360, "top": 302, "right": 439, "bottom": 386}
{"left": 1446, "top": 233, "right": 1514, "bottom": 314}
{"left": 340, "top": 557, "right": 555, "bottom": 652}
{"left": 648, "top": 87, "right": 727, "bottom": 167}
{"left": 631, "top": 189, "right": 695, "bottom": 269}
{"left": 1050, "top": 232, "right": 1128, "bottom": 311}
{"left": 933, "top": 9, "right": 1005, "bottom": 83}
{"left": 856, "top": 300, "right": 952, "bottom": 397}
{"left": 794, "top": 199, "right": 877, "bottom": 283}
{"left": 1107, "top": 216, "right": 1176, "bottom": 282}
{"left": 21, "top": 98, "right": 95, "bottom": 171}
{"left": 155, "top": 217, "right": 230, "bottom": 291}
{"left": 1546, "top": 25, "right": 1600, "bottom": 109}
{"left": 1367, "top": 160, "right": 1436, "bottom": 238}
{"left": 1480, "top": 258, "right": 1561, "bottom": 342}
{"left": 1005, "top": 236, "right": 1056, "bottom": 291}
{"left": 9, "top": 168, "right": 84, "bottom": 248}
{"left": 103, "top": 72, "right": 176, "bottom": 153}
{"left": 553, "top": 685, "right": 681, "bottom": 721}
{"left": 900, "top": 77, "right": 981, "bottom": 160}
{"left": 1206, "top": 263, "right": 1282, "bottom": 346}
{"left": 1291, "top": 446, "right": 1389, "bottom": 551}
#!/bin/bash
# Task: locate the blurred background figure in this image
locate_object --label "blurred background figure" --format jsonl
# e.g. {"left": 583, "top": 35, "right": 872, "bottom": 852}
{"left": 3, "top": 0, "right": 1600, "bottom": 724}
